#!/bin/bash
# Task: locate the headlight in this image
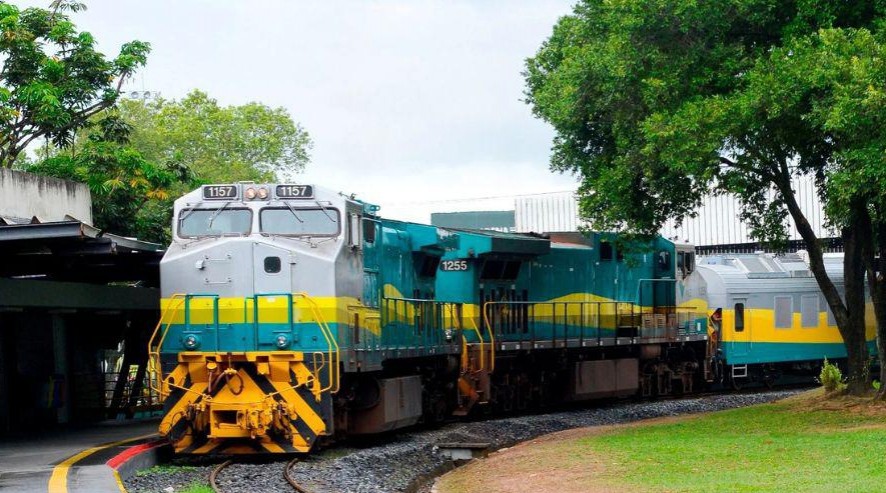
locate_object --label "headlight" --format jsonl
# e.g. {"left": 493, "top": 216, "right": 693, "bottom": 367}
{"left": 245, "top": 187, "right": 257, "bottom": 200}
{"left": 257, "top": 187, "right": 269, "bottom": 199}
{"left": 183, "top": 334, "right": 200, "bottom": 350}
{"left": 275, "top": 334, "right": 289, "bottom": 348}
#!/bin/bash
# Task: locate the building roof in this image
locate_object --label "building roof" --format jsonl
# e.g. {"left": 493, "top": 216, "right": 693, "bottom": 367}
{"left": 0, "top": 219, "right": 163, "bottom": 285}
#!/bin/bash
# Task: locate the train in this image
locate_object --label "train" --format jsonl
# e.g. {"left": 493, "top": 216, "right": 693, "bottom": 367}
{"left": 148, "top": 182, "right": 875, "bottom": 454}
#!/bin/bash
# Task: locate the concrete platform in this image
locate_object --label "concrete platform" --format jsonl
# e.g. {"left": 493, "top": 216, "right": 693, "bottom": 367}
{"left": 0, "top": 419, "right": 162, "bottom": 493}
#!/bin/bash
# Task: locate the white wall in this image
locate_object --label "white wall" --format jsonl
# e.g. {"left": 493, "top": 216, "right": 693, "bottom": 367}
{"left": 514, "top": 175, "right": 833, "bottom": 246}
{"left": 0, "top": 169, "right": 92, "bottom": 224}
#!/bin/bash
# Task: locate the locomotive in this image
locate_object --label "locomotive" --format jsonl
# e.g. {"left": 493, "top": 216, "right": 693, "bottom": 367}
{"left": 149, "top": 182, "right": 872, "bottom": 455}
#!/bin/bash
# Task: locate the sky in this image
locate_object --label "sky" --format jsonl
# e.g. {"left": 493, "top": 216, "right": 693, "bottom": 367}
{"left": 25, "top": 0, "right": 580, "bottom": 223}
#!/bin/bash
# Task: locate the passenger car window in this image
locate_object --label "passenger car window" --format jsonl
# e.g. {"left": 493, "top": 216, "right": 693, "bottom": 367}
{"left": 734, "top": 303, "right": 745, "bottom": 332}
{"left": 775, "top": 296, "right": 793, "bottom": 329}
{"left": 260, "top": 208, "right": 340, "bottom": 236}
{"left": 801, "top": 295, "right": 818, "bottom": 328}
{"left": 822, "top": 296, "right": 836, "bottom": 326}
{"left": 179, "top": 209, "right": 252, "bottom": 237}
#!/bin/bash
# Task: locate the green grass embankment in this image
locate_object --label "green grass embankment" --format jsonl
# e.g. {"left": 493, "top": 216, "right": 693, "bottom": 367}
{"left": 436, "top": 390, "right": 886, "bottom": 492}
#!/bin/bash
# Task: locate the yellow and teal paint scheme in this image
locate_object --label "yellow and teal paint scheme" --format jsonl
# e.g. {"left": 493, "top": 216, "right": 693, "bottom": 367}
{"left": 694, "top": 254, "right": 877, "bottom": 367}
{"left": 435, "top": 230, "right": 707, "bottom": 343}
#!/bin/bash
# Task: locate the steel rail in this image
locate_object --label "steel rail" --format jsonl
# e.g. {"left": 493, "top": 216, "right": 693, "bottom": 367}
{"left": 284, "top": 457, "right": 314, "bottom": 493}
{"left": 209, "top": 459, "right": 233, "bottom": 493}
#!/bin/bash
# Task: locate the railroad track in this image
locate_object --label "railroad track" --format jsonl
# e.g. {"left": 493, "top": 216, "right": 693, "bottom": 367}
{"left": 209, "top": 457, "right": 314, "bottom": 493}
{"left": 151, "top": 387, "right": 809, "bottom": 493}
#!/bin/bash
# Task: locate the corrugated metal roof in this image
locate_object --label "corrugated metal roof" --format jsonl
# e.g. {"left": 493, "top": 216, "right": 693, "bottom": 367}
{"left": 512, "top": 175, "right": 833, "bottom": 248}
{"left": 0, "top": 218, "right": 163, "bottom": 284}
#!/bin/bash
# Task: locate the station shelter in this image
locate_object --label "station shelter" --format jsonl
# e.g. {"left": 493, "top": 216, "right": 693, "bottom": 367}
{"left": 0, "top": 169, "right": 163, "bottom": 434}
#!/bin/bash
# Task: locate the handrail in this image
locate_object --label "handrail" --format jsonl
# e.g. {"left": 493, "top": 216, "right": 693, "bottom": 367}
{"left": 147, "top": 293, "right": 187, "bottom": 396}
{"left": 480, "top": 300, "right": 701, "bottom": 345}
{"left": 460, "top": 332, "right": 469, "bottom": 371}
{"left": 479, "top": 303, "right": 497, "bottom": 373}
{"left": 253, "top": 293, "right": 294, "bottom": 349}
{"left": 293, "top": 292, "right": 340, "bottom": 394}
{"left": 465, "top": 316, "right": 487, "bottom": 372}
{"left": 184, "top": 294, "right": 221, "bottom": 348}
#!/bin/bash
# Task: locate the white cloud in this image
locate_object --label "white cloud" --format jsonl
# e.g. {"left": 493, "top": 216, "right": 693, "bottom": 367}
{"left": 19, "top": 0, "right": 578, "bottom": 222}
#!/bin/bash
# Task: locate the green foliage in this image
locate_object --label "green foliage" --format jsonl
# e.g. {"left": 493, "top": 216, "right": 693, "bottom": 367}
{"left": 135, "top": 464, "right": 200, "bottom": 477}
{"left": 819, "top": 358, "right": 846, "bottom": 392}
{"left": 0, "top": 0, "right": 149, "bottom": 168}
{"left": 179, "top": 484, "right": 213, "bottom": 493}
{"left": 116, "top": 90, "right": 312, "bottom": 183}
{"left": 523, "top": 1, "right": 886, "bottom": 241}
{"left": 27, "top": 116, "right": 195, "bottom": 244}
{"left": 874, "top": 380, "right": 881, "bottom": 391}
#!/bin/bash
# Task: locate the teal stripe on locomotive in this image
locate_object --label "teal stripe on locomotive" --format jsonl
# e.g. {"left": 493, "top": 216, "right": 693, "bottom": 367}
{"left": 161, "top": 321, "right": 341, "bottom": 353}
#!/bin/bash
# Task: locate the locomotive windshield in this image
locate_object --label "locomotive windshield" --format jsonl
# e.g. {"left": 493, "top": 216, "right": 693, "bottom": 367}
{"left": 178, "top": 208, "right": 252, "bottom": 237}
{"left": 260, "top": 207, "right": 340, "bottom": 236}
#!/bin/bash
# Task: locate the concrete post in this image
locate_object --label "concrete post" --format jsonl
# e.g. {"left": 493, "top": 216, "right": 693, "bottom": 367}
{"left": 0, "top": 314, "right": 8, "bottom": 433}
{"left": 51, "top": 315, "right": 71, "bottom": 424}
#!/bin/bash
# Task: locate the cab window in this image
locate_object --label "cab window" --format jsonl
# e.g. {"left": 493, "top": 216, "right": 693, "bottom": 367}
{"left": 677, "top": 251, "right": 695, "bottom": 277}
{"left": 178, "top": 208, "right": 252, "bottom": 237}
{"left": 260, "top": 207, "right": 340, "bottom": 236}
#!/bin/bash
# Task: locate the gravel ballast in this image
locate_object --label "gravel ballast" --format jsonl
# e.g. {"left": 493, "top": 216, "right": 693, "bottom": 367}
{"left": 125, "top": 389, "right": 801, "bottom": 493}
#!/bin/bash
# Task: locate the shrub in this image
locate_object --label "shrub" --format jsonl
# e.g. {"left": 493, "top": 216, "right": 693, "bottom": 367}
{"left": 819, "top": 358, "right": 845, "bottom": 392}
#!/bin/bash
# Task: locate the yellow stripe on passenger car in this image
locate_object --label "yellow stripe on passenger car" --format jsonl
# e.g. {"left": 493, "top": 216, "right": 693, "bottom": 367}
{"left": 719, "top": 304, "right": 877, "bottom": 344}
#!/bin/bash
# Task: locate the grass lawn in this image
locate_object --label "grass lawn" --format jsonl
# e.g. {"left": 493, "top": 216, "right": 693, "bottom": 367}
{"left": 436, "top": 390, "right": 886, "bottom": 493}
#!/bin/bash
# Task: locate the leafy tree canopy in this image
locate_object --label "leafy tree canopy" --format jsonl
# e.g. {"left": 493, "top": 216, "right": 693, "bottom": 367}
{"left": 28, "top": 115, "right": 196, "bottom": 244}
{"left": 116, "top": 90, "right": 312, "bottom": 183}
{"left": 525, "top": 0, "right": 885, "bottom": 238}
{"left": 0, "top": 0, "right": 149, "bottom": 168}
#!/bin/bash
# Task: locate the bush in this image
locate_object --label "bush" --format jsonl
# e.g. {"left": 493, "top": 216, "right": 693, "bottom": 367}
{"left": 819, "top": 358, "right": 845, "bottom": 392}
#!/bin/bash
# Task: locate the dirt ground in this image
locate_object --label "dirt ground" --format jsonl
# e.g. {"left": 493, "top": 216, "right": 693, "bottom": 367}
{"left": 431, "top": 416, "right": 686, "bottom": 493}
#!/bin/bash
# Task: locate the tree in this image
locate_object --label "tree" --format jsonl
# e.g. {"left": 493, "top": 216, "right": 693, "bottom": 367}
{"left": 0, "top": 0, "right": 149, "bottom": 168}
{"left": 116, "top": 90, "right": 312, "bottom": 183}
{"left": 524, "top": 0, "right": 886, "bottom": 393}
{"left": 28, "top": 115, "right": 196, "bottom": 244}
{"left": 814, "top": 30, "right": 886, "bottom": 394}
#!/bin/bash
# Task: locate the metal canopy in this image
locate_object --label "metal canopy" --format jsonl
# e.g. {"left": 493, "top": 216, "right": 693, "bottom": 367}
{"left": 0, "top": 219, "right": 164, "bottom": 285}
